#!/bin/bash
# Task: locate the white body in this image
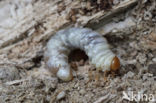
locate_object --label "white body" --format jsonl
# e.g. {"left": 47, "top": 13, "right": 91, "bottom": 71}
{"left": 45, "top": 27, "right": 115, "bottom": 81}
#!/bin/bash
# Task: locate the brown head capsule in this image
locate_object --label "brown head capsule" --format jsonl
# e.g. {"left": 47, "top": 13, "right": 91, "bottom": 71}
{"left": 110, "top": 56, "right": 120, "bottom": 71}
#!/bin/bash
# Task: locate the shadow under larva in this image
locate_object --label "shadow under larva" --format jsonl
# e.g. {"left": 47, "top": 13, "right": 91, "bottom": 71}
{"left": 44, "top": 27, "right": 120, "bottom": 81}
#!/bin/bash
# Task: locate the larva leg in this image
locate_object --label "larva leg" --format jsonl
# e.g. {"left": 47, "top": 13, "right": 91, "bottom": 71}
{"left": 94, "top": 69, "right": 101, "bottom": 86}
{"left": 95, "top": 69, "right": 100, "bottom": 82}
{"left": 87, "top": 69, "right": 93, "bottom": 84}
{"left": 103, "top": 70, "right": 109, "bottom": 82}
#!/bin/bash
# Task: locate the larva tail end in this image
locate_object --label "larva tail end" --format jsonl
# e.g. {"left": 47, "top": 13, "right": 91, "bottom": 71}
{"left": 110, "top": 56, "right": 120, "bottom": 71}
{"left": 57, "top": 69, "right": 73, "bottom": 82}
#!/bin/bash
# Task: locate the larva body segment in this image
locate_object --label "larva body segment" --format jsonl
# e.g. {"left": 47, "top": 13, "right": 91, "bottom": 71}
{"left": 44, "top": 27, "right": 120, "bottom": 81}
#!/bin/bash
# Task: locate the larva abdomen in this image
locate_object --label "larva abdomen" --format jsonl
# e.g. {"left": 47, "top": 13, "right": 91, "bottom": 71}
{"left": 44, "top": 27, "right": 120, "bottom": 81}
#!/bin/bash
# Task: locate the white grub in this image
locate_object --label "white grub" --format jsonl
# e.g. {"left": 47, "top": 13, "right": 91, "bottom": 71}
{"left": 45, "top": 27, "right": 120, "bottom": 81}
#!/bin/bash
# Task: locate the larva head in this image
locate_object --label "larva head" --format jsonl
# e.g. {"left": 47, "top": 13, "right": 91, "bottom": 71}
{"left": 110, "top": 56, "right": 120, "bottom": 71}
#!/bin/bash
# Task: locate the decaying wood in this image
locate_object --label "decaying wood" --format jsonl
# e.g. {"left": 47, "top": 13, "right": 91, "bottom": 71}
{"left": 0, "top": 0, "right": 137, "bottom": 50}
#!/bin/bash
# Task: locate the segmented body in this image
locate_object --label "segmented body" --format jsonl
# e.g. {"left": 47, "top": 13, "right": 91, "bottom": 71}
{"left": 44, "top": 27, "right": 120, "bottom": 81}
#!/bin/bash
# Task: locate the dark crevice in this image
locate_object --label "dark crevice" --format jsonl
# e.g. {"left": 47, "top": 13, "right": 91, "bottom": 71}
{"left": 68, "top": 49, "right": 88, "bottom": 62}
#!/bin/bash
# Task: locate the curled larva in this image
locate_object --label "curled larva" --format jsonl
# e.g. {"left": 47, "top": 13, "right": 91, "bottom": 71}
{"left": 44, "top": 27, "right": 120, "bottom": 81}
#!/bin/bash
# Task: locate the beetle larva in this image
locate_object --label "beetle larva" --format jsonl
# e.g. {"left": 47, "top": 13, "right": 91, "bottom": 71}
{"left": 44, "top": 27, "right": 120, "bottom": 81}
